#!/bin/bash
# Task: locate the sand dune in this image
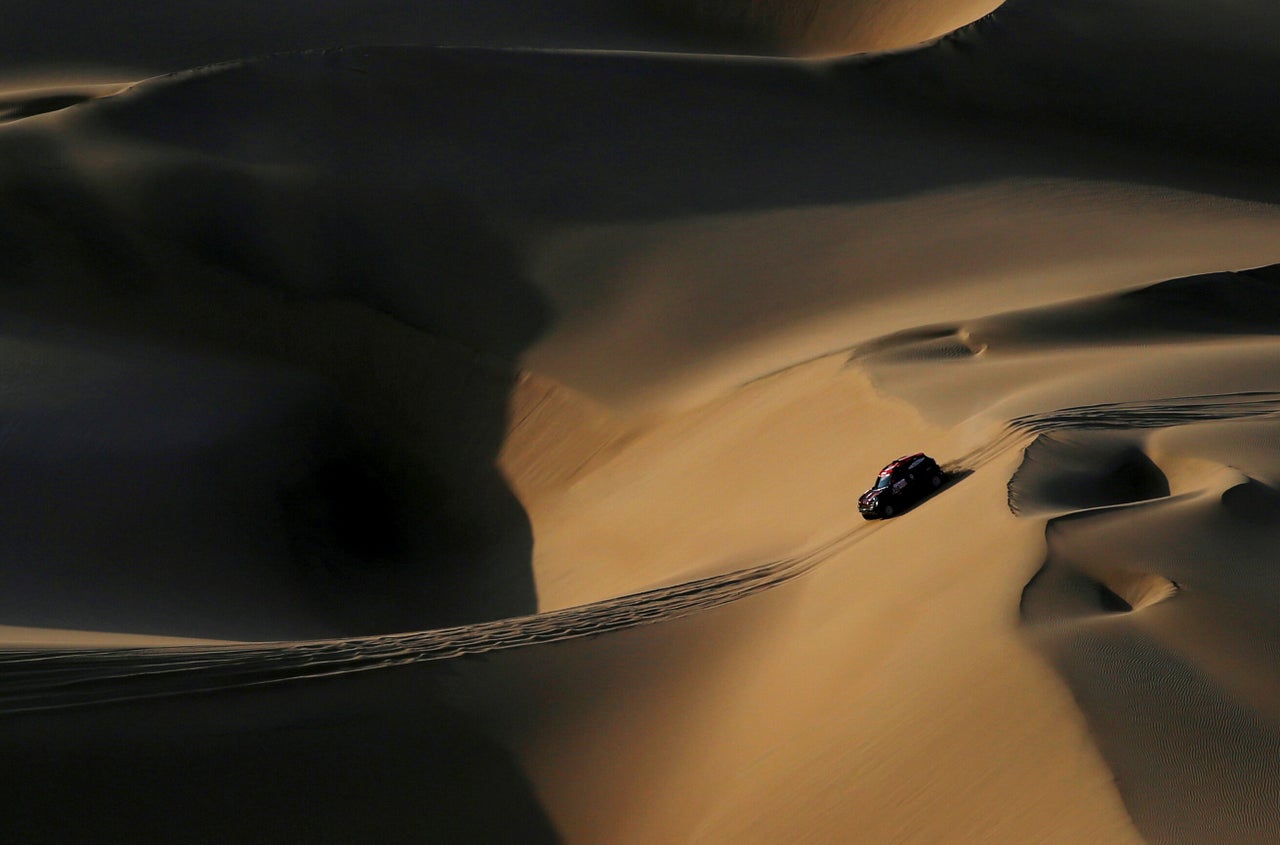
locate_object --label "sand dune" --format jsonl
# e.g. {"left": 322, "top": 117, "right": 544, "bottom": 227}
{"left": 877, "top": 0, "right": 1280, "bottom": 164}
{"left": 1020, "top": 436, "right": 1280, "bottom": 843}
{"left": 641, "top": 0, "right": 1001, "bottom": 55}
{"left": 0, "top": 0, "right": 1000, "bottom": 82}
{"left": 4, "top": 0, "right": 1280, "bottom": 842}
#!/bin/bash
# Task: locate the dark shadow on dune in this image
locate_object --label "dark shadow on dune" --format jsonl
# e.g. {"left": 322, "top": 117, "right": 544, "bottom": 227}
{"left": 879, "top": 0, "right": 1280, "bottom": 173}
{"left": 0, "top": 669, "right": 561, "bottom": 845}
{"left": 0, "top": 135, "right": 551, "bottom": 640}
{"left": 1019, "top": 524, "right": 1179, "bottom": 625}
{"left": 53, "top": 41, "right": 1280, "bottom": 234}
{"left": 0, "top": 136, "right": 563, "bottom": 837}
{"left": 971, "top": 263, "right": 1280, "bottom": 352}
{"left": 0, "top": 0, "right": 682, "bottom": 77}
{"left": 1021, "top": 565, "right": 1128, "bottom": 621}
{"left": 1092, "top": 580, "right": 1132, "bottom": 613}
{"left": 848, "top": 325, "right": 980, "bottom": 364}
{"left": 0, "top": 92, "right": 97, "bottom": 123}
{"left": 1008, "top": 432, "right": 1169, "bottom": 516}
{"left": 1219, "top": 477, "right": 1280, "bottom": 525}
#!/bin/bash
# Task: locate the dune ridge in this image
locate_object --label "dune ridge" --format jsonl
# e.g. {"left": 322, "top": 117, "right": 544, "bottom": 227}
{"left": 640, "top": 0, "right": 1002, "bottom": 55}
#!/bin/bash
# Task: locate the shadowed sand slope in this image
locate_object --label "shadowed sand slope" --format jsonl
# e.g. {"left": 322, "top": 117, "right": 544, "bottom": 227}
{"left": 1008, "top": 431, "right": 1169, "bottom": 517}
{"left": 0, "top": 275, "right": 547, "bottom": 641}
{"left": 0, "top": 101, "right": 557, "bottom": 638}
{"left": 0, "top": 0, "right": 685, "bottom": 79}
{"left": 876, "top": 0, "right": 1280, "bottom": 163}
{"left": 0, "top": 678, "right": 561, "bottom": 845}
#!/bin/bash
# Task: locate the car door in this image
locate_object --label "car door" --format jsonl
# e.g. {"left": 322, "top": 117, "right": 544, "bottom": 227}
{"left": 890, "top": 469, "right": 910, "bottom": 500}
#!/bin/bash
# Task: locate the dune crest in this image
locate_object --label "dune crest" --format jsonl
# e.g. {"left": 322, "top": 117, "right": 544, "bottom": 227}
{"left": 639, "top": 0, "right": 1002, "bottom": 55}
{"left": 0, "top": 82, "right": 127, "bottom": 123}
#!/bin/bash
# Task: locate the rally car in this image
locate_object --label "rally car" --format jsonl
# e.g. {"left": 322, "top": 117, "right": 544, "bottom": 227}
{"left": 858, "top": 453, "right": 944, "bottom": 519}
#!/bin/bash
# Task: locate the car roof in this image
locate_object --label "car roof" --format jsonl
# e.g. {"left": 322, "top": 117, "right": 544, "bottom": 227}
{"left": 879, "top": 452, "right": 925, "bottom": 475}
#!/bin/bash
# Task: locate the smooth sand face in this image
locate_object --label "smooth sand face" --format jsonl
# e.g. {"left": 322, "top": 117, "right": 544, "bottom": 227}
{"left": 523, "top": 181, "right": 1280, "bottom": 412}
{"left": 3, "top": 0, "right": 1280, "bottom": 843}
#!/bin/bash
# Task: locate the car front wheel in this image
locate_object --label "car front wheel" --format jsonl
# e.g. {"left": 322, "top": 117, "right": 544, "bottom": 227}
{"left": 882, "top": 504, "right": 895, "bottom": 517}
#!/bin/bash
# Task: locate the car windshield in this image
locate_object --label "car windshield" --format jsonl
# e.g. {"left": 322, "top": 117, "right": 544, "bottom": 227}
{"left": 874, "top": 475, "right": 892, "bottom": 489}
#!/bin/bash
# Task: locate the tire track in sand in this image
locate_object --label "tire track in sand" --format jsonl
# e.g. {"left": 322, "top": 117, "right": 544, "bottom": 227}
{"left": 3, "top": 391, "right": 1280, "bottom": 714}
{"left": 0, "top": 520, "right": 883, "bottom": 714}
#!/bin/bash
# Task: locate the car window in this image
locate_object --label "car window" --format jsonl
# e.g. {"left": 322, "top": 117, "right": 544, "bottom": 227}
{"left": 874, "top": 475, "right": 891, "bottom": 489}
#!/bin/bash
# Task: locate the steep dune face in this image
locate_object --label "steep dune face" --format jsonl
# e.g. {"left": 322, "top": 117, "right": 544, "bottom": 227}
{"left": 1007, "top": 431, "right": 1169, "bottom": 517}
{"left": 0, "top": 280, "right": 544, "bottom": 639}
{"left": 0, "top": 104, "right": 553, "bottom": 639}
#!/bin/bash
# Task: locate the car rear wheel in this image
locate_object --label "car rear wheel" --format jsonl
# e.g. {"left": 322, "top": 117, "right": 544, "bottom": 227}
{"left": 931, "top": 474, "right": 942, "bottom": 488}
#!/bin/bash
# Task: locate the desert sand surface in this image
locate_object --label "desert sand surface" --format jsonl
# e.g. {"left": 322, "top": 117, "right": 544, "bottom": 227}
{"left": 3, "top": 0, "right": 1280, "bottom": 842}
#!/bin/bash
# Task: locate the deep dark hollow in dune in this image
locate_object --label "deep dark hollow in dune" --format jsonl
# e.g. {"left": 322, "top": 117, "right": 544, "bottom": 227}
{"left": 1008, "top": 433, "right": 1169, "bottom": 516}
{"left": 1219, "top": 477, "right": 1280, "bottom": 524}
{"left": 0, "top": 136, "right": 554, "bottom": 640}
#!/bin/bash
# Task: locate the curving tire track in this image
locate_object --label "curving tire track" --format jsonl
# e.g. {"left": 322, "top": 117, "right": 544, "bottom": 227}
{"left": 951, "top": 391, "right": 1280, "bottom": 473}
{"left": 5, "top": 391, "right": 1280, "bottom": 714}
{"left": 0, "top": 521, "right": 882, "bottom": 714}
{"left": 1010, "top": 391, "right": 1280, "bottom": 434}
